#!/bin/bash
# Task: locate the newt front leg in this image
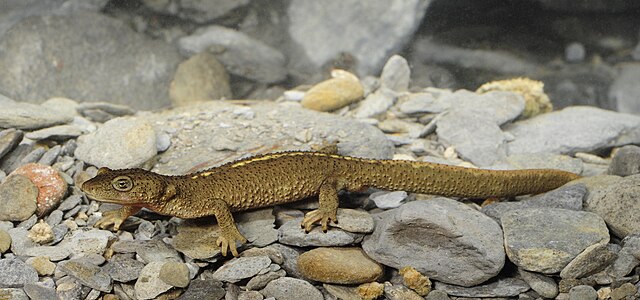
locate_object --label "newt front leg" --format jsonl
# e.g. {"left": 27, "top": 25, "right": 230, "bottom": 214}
{"left": 211, "top": 199, "right": 248, "bottom": 257}
{"left": 95, "top": 206, "right": 141, "bottom": 231}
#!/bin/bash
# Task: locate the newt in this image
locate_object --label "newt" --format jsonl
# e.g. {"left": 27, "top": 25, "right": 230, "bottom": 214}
{"left": 81, "top": 150, "right": 580, "bottom": 256}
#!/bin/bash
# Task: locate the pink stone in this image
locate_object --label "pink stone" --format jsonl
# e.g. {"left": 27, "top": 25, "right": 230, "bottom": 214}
{"left": 12, "top": 163, "right": 68, "bottom": 217}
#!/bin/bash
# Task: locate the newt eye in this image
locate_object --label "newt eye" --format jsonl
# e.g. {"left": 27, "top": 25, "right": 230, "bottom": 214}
{"left": 112, "top": 176, "right": 133, "bottom": 192}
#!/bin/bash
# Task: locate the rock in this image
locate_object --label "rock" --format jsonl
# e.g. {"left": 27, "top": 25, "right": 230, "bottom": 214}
{"left": 171, "top": 220, "right": 221, "bottom": 260}
{"left": 103, "top": 254, "right": 145, "bottom": 282}
{"left": 76, "top": 102, "right": 136, "bottom": 123}
{"left": 269, "top": 244, "right": 304, "bottom": 279}
{"left": 27, "top": 221, "right": 54, "bottom": 244}
{"left": 362, "top": 198, "right": 505, "bottom": 286}
{"left": 261, "top": 277, "right": 323, "bottom": 300}
{"left": 569, "top": 285, "right": 597, "bottom": 300}
{"left": 246, "top": 269, "right": 286, "bottom": 291}
{"left": 144, "top": 101, "right": 394, "bottom": 175}
{"left": 0, "top": 102, "right": 74, "bottom": 130}
{"left": 169, "top": 52, "right": 232, "bottom": 107}
{"left": 236, "top": 208, "right": 279, "bottom": 247}
{"left": 532, "top": 0, "right": 639, "bottom": 12}
{"left": 135, "top": 239, "right": 181, "bottom": 263}
{"left": 610, "top": 63, "right": 640, "bottom": 114}
{"left": 476, "top": 77, "right": 552, "bottom": 119}
{"left": 58, "top": 259, "right": 111, "bottom": 292}
{"left": 608, "top": 145, "right": 640, "bottom": 176}
{"left": 399, "top": 92, "right": 441, "bottom": 114}
{"left": 301, "top": 70, "right": 364, "bottom": 112}
{"left": 353, "top": 88, "right": 396, "bottom": 119}
{"left": 38, "top": 145, "right": 63, "bottom": 166}
{"left": 0, "top": 258, "right": 38, "bottom": 288}
{"left": 0, "top": 129, "right": 23, "bottom": 161}
{"left": 399, "top": 267, "right": 432, "bottom": 296}
{"left": 158, "top": 261, "right": 190, "bottom": 288}
{"left": 278, "top": 218, "right": 364, "bottom": 247}
{"left": 22, "top": 281, "right": 57, "bottom": 300}
{"left": 211, "top": 256, "right": 271, "bottom": 283}
{"left": 12, "top": 163, "right": 68, "bottom": 217}
{"left": 45, "top": 210, "right": 63, "bottom": 227}
{"left": 297, "top": 247, "right": 382, "bottom": 284}
{"left": 287, "top": 0, "right": 429, "bottom": 78}
{"left": 424, "top": 290, "right": 451, "bottom": 300}
{"left": 481, "top": 184, "right": 586, "bottom": 221}
{"left": 433, "top": 278, "right": 530, "bottom": 298}
{"left": 331, "top": 209, "right": 375, "bottom": 233}
{"left": 560, "top": 243, "right": 618, "bottom": 279}
{"left": 0, "top": 13, "right": 180, "bottom": 110}
{"left": 370, "top": 191, "right": 407, "bottom": 209}
{"left": 57, "top": 194, "right": 81, "bottom": 212}
{"left": 583, "top": 174, "right": 640, "bottom": 238}
{"left": 519, "top": 269, "right": 558, "bottom": 299}
{"left": 178, "top": 278, "right": 225, "bottom": 300}
{"left": 0, "top": 175, "right": 38, "bottom": 221}
{"left": 565, "top": 42, "right": 586, "bottom": 63}
{"left": 609, "top": 282, "right": 636, "bottom": 300}
{"left": 25, "top": 256, "right": 55, "bottom": 276}
{"left": 506, "top": 106, "right": 640, "bottom": 155}
{"left": 62, "top": 228, "right": 115, "bottom": 258}
{"left": 0, "top": 229, "right": 10, "bottom": 253}
{"left": 178, "top": 25, "right": 286, "bottom": 83}
{"left": 75, "top": 117, "right": 157, "bottom": 169}
{"left": 499, "top": 153, "right": 584, "bottom": 174}
{"left": 135, "top": 261, "right": 172, "bottom": 300}
{"left": 380, "top": 55, "right": 411, "bottom": 92}
{"left": 383, "top": 283, "right": 423, "bottom": 300}
{"left": 502, "top": 208, "right": 609, "bottom": 273}
{"left": 25, "top": 124, "right": 86, "bottom": 141}
{"left": 0, "top": 288, "right": 28, "bottom": 300}
{"left": 142, "top": 0, "right": 250, "bottom": 23}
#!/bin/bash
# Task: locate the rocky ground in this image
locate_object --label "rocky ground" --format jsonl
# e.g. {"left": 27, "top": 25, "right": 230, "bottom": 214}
{"left": 1, "top": 1, "right": 640, "bottom": 300}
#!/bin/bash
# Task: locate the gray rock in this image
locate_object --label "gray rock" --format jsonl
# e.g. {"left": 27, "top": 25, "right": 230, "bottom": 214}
{"left": 146, "top": 101, "right": 394, "bottom": 175}
{"left": 0, "top": 129, "right": 23, "bottom": 161}
{"left": 0, "top": 229, "right": 10, "bottom": 253}
{"left": 169, "top": 52, "right": 232, "bottom": 107}
{"left": 159, "top": 261, "right": 190, "bottom": 288}
{"left": 278, "top": 218, "right": 364, "bottom": 247}
{"left": 332, "top": 209, "right": 375, "bottom": 233}
{"left": 23, "top": 245, "right": 70, "bottom": 261}
{"left": 0, "top": 13, "right": 180, "bottom": 110}
{"left": 45, "top": 210, "right": 63, "bottom": 227}
{"left": 424, "top": 290, "right": 451, "bottom": 300}
{"left": 0, "top": 102, "right": 73, "bottom": 130}
{"left": 25, "top": 125, "right": 86, "bottom": 141}
{"left": 608, "top": 145, "right": 640, "bottom": 176}
{"left": 19, "top": 147, "right": 46, "bottom": 165}
{"left": 61, "top": 229, "right": 115, "bottom": 258}
{"left": 286, "top": 0, "right": 429, "bottom": 77}
{"left": 211, "top": 256, "right": 271, "bottom": 283}
{"left": 0, "top": 288, "right": 28, "bottom": 300}
{"left": 609, "top": 63, "right": 640, "bottom": 114}
{"left": 58, "top": 259, "right": 111, "bottom": 292}
{"left": 370, "top": 191, "right": 407, "bottom": 209}
{"left": 142, "top": 0, "right": 250, "bottom": 23}
{"left": 0, "top": 175, "right": 38, "bottom": 221}
{"left": 0, "top": 258, "right": 38, "bottom": 288}
{"left": 583, "top": 174, "right": 640, "bottom": 238}
{"left": 498, "top": 153, "right": 584, "bottom": 174}
{"left": 17, "top": 214, "right": 37, "bottom": 230}
{"left": 103, "top": 254, "right": 145, "bottom": 282}
{"left": 384, "top": 283, "right": 423, "bottom": 300}
{"left": 380, "top": 55, "right": 410, "bottom": 92}
{"left": 76, "top": 102, "right": 136, "bottom": 122}
{"left": 37, "top": 145, "right": 62, "bottom": 166}
{"left": 565, "top": 42, "right": 586, "bottom": 63}
{"left": 135, "top": 261, "right": 172, "bottom": 300}
{"left": 23, "top": 282, "right": 58, "bottom": 300}
{"left": 261, "top": 277, "right": 323, "bottom": 300}
{"left": 362, "top": 198, "right": 505, "bottom": 286}
{"left": 178, "top": 278, "right": 225, "bottom": 300}
{"left": 502, "top": 208, "right": 609, "bottom": 273}
{"left": 178, "top": 25, "right": 286, "bottom": 83}
{"left": 560, "top": 243, "right": 618, "bottom": 279}
{"left": 481, "top": 184, "right": 586, "bottom": 221}
{"left": 568, "top": 285, "right": 597, "bottom": 300}
{"left": 433, "top": 278, "right": 529, "bottom": 298}
{"left": 398, "top": 92, "right": 441, "bottom": 114}
{"left": 136, "top": 239, "right": 182, "bottom": 263}
{"left": 519, "top": 269, "right": 558, "bottom": 299}
{"left": 246, "top": 269, "right": 286, "bottom": 290}
{"left": 353, "top": 88, "right": 396, "bottom": 119}
{"left": 439, "top": 90, "right": 526, "bottom": 126}
{"left": 506, "top": 106, "right": 640, "bottom": 155}
{"left": 58, "top": 195, "right": 82, "bottom": 212}
{"left": 75, "top": 117, "right": 157, "bottom": 169}
{"left": 269, "top": 244, "right": 303, "bottom": 279}
{"left": 236, "top": 208, "right": 278, "bottom": 247}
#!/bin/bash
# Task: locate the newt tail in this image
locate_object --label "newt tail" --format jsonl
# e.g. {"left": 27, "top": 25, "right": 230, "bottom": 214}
{"left": 81, "top": 151, "right": 580, "bottom": 256}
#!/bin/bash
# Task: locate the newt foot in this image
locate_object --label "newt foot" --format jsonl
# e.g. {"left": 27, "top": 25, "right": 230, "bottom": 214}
{"left": 216, "top": 228, "right": 248, "bottom": 257}
{"left": 301, "top": 209, "right": 338, "bottom": 233}
{"left": 94, "top": 210, "right": 126, "bottom": 231}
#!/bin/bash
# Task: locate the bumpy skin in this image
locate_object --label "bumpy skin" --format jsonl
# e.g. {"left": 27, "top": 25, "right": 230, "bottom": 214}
{"left": 81, "top": 151, "right": 580, "bottom": 256}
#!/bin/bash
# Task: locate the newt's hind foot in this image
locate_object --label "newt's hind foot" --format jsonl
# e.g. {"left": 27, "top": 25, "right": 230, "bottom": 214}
{"left": 216, "top": 227, "right": 248, "bottom": 257}
{"left": 301, "top": 209, "right": 338, "bottom": 233}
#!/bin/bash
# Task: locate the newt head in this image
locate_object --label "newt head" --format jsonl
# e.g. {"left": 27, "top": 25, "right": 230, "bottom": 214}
{"left": 81, "top": 167, "right": 176, "bottom": 208}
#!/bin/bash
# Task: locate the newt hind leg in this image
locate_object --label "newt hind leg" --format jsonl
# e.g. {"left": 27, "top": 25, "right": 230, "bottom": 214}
{"left": 301, "top": 178, "right": 341, "bottom": 232}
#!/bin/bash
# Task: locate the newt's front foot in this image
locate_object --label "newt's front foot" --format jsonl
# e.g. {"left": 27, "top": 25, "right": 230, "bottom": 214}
{"left": 301, "top": 209, "right": 338, "bottom": 233}
{"left": 217, "top": 227, "right": 248, "bottom": 257}
{"left": 95, "top": 210, "right": 127, "bottom": 231}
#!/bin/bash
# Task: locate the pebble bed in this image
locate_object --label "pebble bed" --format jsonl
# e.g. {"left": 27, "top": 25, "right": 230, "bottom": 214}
{"left": 1, "top": 53, "right": 640, "bottom": 300}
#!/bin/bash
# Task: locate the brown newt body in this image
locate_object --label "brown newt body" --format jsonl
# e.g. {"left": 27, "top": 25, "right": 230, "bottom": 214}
{"left": 81, "top": 151, "right": 580, "bottom": 256}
